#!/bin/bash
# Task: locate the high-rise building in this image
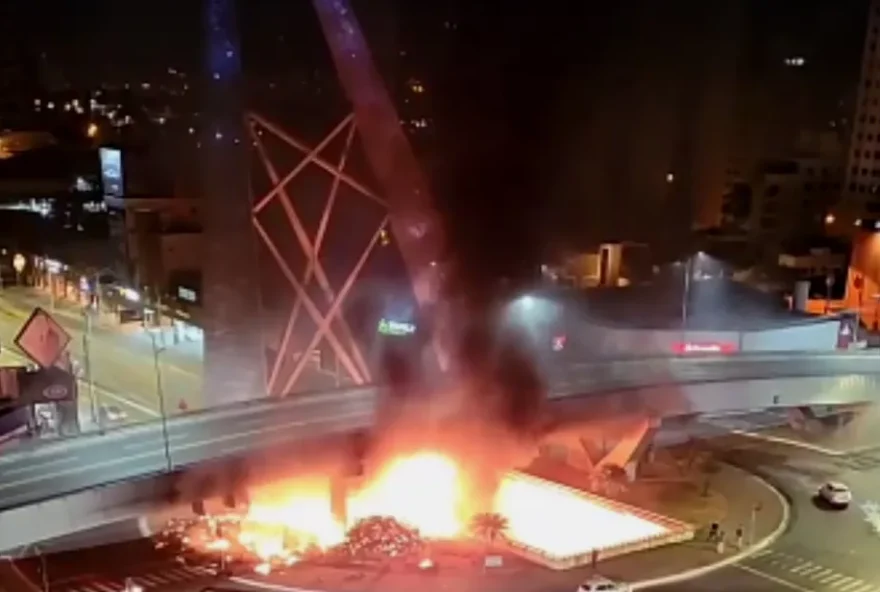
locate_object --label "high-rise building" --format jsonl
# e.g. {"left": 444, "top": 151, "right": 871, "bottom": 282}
{"left": 840, "top": 0, "right": 880, "bottom": 228}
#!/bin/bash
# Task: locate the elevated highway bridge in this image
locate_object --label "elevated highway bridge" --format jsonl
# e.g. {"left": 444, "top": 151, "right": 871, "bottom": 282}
{"left": 0, "top": 351, "right": 878, "bottom": 520}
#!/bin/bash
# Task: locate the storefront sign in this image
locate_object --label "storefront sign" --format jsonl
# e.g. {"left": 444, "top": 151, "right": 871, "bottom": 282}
{"left": 377, "top": 318, "right": 416, "bottom": 336}
{"left": 671, "top": 341, "right": 737, "bottom": 354}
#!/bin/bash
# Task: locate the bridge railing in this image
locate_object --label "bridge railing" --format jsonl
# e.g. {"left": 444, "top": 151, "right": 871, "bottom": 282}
{"left": 7, "top": 350, "right": 879, "bottom": 458}
{"left": 0, "top": 349, "right": 878, "bottom": 514}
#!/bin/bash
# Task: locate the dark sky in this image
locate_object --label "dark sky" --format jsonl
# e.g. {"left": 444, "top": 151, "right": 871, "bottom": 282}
{"left": 0, "top": 0, "right": 871, "bottom": 278}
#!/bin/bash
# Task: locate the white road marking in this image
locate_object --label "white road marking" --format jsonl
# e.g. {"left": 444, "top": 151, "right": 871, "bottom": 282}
{"left": 1, "top": 456, "right": 77, "bottom": 476}
{"left": 819, "top": 574, "right": 844, "bottom": 584}
{"left": 0, "top": 410, "right": 369, "bottom": 490}
{"left": 120, "top": 432, "right": 189, "bottom": 452}
{"left": 735, "top": 563, "right": 817, "bottom": 592}
{"left": 790, "top": 562, "right": 815, "bottom": 574}
{"left": 832, "top": 577, "right": 856, "bottom": 589}
{"left": 810, "top": 568, "right": 834, "bottom": 580}
{"left": 838, "top": 581, "right": 867, "bottom": 591}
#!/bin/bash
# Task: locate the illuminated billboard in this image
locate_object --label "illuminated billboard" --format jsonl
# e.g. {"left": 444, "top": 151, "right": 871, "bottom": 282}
{"left": 99, "top": 147, "right": 124, "bottom": 197}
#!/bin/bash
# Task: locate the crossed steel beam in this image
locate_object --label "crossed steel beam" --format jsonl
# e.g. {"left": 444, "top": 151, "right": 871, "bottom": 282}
{"left": 248, "top": 112, "right": 388, "bottom": 394}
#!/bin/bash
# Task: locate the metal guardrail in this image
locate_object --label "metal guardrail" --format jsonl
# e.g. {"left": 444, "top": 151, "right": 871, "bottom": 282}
{"left": 548, "top": 351, "right": 880, "bottom": 397}
{"left": 10, "top": 351, "right": 878, "bottom": 457}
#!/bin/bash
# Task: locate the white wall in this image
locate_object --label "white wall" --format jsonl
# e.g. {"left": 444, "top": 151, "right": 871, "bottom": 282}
{"left": 742, "top": 321, "right": 840, "bottom": 351}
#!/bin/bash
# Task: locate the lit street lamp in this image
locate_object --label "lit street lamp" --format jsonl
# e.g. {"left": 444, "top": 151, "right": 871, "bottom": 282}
{"left": 12, "top": 253, "right": 25, "bottom": 284}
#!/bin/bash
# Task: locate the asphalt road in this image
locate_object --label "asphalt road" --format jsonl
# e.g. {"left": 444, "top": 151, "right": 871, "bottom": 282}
{"left": 0, "top": 288, "right": 201, "bottom": 424}
{"left": 0, "top": 386, "right": 378, "bottom": 510}
{"left": 0, "top": 350, "right": 879, "bottom": 512}
{"left": 655, "top": 436, "right": 880, "bottom": 592}
{"left": 14, "top": 538, "right": 216, "bottom": 592}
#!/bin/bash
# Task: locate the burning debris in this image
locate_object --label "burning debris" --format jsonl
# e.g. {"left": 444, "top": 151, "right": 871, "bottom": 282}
{"left": 162, "top": 449, "right": 692, "bottom": 574}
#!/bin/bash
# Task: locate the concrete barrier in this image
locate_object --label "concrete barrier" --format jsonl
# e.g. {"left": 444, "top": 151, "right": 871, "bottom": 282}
{"left": 0, "top": 476, "right": 173, "bottom": 553}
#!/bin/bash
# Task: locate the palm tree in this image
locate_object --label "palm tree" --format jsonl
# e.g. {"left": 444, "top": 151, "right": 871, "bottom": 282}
{"left": 469, "top": 512, "right": 509, "bottom": 549}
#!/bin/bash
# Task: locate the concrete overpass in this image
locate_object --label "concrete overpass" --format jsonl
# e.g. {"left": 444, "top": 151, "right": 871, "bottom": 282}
{"left": 0, "top": 351, "right": 878, "bottom": 518}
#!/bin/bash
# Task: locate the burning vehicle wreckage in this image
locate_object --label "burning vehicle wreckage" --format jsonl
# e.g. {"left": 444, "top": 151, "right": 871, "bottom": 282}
{"left": 157, "top": 337, "right": 693, "bottom": 575}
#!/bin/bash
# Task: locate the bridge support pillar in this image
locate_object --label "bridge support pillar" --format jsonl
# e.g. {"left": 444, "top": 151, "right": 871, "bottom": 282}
{"left": 595, "top": 416, "right": 661, "bottom": 481}
{"left": 330, "top": 475, "right": 349, "bottom": 528}
{"left": 538, "top": 415, "right": 660, "bottom": 482}
{"left": 787, "top": 406, "right": 822, "bottom": 433}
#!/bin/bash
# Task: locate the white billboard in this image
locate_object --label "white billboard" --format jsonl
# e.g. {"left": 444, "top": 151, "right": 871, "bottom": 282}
{"left": 99, "top": 147, "right": 124, "bottom": 198}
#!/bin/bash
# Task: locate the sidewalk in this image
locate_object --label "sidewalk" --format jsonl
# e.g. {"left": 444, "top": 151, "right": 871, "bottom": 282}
{"left": 233, "top": 461, "right": 789, "bottom": 592}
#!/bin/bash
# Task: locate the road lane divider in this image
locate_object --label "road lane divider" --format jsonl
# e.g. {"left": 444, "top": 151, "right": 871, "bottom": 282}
{"left": 0, "top": 455, "right": 79, "bottom": 477}
{"left": 0, "top": 410, "right": 372, "bottom": 492}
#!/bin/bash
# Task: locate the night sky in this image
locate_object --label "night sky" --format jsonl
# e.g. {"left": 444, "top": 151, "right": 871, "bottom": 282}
{"left": 0, "top": 0, "right": 871, "bottom": 281}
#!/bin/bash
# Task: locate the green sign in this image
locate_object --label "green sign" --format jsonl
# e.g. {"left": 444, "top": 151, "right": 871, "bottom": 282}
{"left": 377, "top": 318, "right": 416, "bottom": 336}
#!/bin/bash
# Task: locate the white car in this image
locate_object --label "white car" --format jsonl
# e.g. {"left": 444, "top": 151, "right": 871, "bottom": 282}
{"left": 818, "top": 481, "right": 852, "bottom": 508}
{"left": 577, "top": 576, "right": 631, "bottom": 592}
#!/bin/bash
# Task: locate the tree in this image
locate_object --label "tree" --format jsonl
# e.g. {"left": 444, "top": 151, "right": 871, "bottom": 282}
{"left": 344, "top": 516, "right": 423, "bottom": 560}
{"left": 469, "top": 512, "right": 508, "bottom": 548}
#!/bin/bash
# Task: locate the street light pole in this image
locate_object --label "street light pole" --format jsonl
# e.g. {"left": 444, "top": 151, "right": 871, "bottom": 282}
{"left": 82, "top": 310, "right": 99, "bottom": 428}
{"left": 681, "top": 255, "right": 692, "bottom": 336}
{"left": 149, "top": 332, "right": 173, "bottom": 472}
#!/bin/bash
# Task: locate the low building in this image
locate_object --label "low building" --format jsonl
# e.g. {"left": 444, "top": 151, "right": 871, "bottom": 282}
{"left": 104, "top": 195, "right": 202, "bottom": 304}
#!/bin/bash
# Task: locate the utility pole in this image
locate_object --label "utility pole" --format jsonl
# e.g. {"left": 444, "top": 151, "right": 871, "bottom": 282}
{"left": 81, "top": 309, "right": 100, "bottom": 428}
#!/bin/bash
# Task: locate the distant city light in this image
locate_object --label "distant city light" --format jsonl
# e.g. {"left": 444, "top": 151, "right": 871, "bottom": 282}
{"left": 784, "top": 57, "right": 806, "bottom": 67}
{"left": 666, "top": 172, "right": 675, "bottom": 183}
{"left": 825, "top": 213, "right": 836, "bottom": 225}
{"left": 855, "top": 218, "right": 863, "bottom": 227}
{"left": 86, "top": 123, "right": 99, "bottom": 138}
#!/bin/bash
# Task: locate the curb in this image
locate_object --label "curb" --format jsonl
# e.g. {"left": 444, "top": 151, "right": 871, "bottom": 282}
{"left": 229, "top": 576, "right": 320, "bottom": 592}
{"left": 630, "top": 464, "right": 791, "bottom": 590}
{"left": 729, "top": 428, "right": 880, "bottom": 457}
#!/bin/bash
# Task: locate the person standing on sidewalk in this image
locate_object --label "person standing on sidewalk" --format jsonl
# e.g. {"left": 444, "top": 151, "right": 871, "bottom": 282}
{"left": 735, "top": 526, "right": 744, "bottom": 549}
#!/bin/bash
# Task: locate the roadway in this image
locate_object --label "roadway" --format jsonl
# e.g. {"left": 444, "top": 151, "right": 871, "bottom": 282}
{"left": 1, "top": 350, "right": 880, "bottom": 512}
{"left": 0, "top": 287, "right": 201, "bottom": 424}
{"left": 0, "top": 387, "right": 377, "bottom": 511}
{"left": 13, "top": 538, "right": 217, "bottom": 592}
{"left": 655, "top": 436, "right": 880, "bottom": 592}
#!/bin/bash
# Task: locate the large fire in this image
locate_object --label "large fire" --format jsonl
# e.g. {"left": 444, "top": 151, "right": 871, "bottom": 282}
{"left": 168, "top": 450, "right": 683, "bottom": 572}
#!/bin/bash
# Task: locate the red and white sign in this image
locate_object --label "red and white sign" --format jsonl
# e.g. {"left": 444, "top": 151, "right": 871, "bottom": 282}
{"left": 837, "top": 319, "right": 855, "bottom": 349}
{"left": 551, "top": 335, "right": 567, "bottom": 352}
{"left": 671, "top": 341, "right": 737, "bottom": 355}
{"left": 14, "top": 307, "right": 71, "bottom": 369}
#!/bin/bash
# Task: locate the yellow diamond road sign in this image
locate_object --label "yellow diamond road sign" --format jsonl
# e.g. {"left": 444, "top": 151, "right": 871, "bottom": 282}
{"left": 14, "top": 307, "right": 71, "bottom": 370}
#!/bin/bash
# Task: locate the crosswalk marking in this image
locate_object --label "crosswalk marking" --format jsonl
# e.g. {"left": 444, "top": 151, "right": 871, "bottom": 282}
{"left": 60, "top": 565, "right": 213, "bottom": 592}
{"left": 743, "top": 548, "right": 880, "bottom": 592}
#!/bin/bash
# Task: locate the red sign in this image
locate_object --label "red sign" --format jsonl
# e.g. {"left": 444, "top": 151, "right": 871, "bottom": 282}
{"left": 551, "top": 335, "right": 567, "bottom": 352}
{"left": 14, "top": 308, "right": 71, "bottom": 369}
{"left": 837, "top": 319, "right": 855, "bottom": 349}
{"left": 671, "top": 342, "right": 737, "bottom": 355}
